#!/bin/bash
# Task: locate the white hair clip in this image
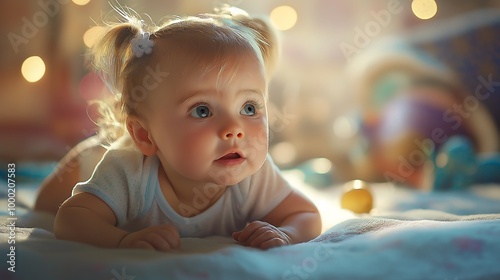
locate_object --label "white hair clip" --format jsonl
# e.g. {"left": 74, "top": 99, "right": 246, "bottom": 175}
{"left": 131, "top": 32, "right": 154, "bottom": 58}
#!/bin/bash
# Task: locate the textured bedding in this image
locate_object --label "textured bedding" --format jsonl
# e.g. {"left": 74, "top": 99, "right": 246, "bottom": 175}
{"left": 1, "top": 169, "right": 500, "bottom": 280}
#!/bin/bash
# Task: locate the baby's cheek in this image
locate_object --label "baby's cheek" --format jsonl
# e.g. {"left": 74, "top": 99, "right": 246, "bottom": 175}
{"left": 168, "top": 132, "right": 208, "bottom": 170}
{"left": 246, "top": 122, "right": 269, "bottom": 155}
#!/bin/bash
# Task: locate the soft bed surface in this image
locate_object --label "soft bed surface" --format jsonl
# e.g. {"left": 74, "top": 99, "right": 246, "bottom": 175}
{"left": 1, "top": 170, "right": 500, "bottom": 279}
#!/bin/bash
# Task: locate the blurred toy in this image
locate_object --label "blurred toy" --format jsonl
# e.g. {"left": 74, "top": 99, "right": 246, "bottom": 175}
{"left": 431, "top": 136, "right": 476, "bottom": 190}
{"left": 371, "top": 86, "right": 472, "bottom": 187}
{"left": 431, "top": 136, "right": 500, "bottom": 190}
{"left": 343, "top": 10, "right": 500, "bottom": 187}
{"left": 474, "top": 156, "right": 500, "bottom": 184}
{"left": 344, "top": 39, "right": 499, "bottom": 187}
{"left": 295, "top": 158, "right": 335, "bottom": 188}
{"left": 340, "top": 180, "right": 373, "bottom": 214}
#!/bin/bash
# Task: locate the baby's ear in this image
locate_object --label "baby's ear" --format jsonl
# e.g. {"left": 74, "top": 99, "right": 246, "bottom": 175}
{"left": 126, "top": 116, "right": 157, "bottom": 156}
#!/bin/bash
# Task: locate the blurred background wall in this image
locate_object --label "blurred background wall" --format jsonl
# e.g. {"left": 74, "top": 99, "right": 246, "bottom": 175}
{"left": 1, "top": 0, "right": 499, "bottom": 184}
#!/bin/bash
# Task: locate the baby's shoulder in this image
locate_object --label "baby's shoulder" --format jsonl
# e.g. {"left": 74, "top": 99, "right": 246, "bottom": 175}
{"left": 93, "top": 138, "right": 147, "bottom": 184}
{"left": 102, "top": 136, "right": 142, "bottom": 164}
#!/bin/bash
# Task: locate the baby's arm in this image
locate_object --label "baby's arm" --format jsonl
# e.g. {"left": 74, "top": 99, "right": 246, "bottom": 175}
{"left": 54, "top": 193, "right": 180, "bottom": 251}
{"left": 232, "top": 190, "right": 321, "bottom": 249}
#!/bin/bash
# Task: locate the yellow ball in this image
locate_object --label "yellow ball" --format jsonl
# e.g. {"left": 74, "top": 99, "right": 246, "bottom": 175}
{"left": 340, "top": 180, "right": 373, "bottom": 214}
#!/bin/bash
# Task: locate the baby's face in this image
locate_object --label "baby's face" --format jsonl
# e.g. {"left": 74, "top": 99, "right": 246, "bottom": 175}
{"left": 144, "top": 50, "right": 269, "bottom": 186}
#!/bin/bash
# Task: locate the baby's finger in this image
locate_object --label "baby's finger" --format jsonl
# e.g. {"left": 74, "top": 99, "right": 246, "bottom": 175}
{"left": 158, "top": 228, "right": 181, "bottom": 250}
{"left": 248, "top": 229, "right": 277, "bottom": 247}
{"left": 244, "top": 225, "right": 281, "bottom": 246}
{"left": 235, "top": 221, "right": 266, "bottom": 242}
{"left": 133, "top": 240, "right": 156, "bottom": 251}
{"left": 259, "top": 237, "right": 288, "bottom": 250}
{"left": 148, "top": 225, "right": 180, "bottom": 250}
{"left": 162, "top": 224, "right": 181, "bottom": 240}
{"left": 144, "top": 232, "right": 174, "bottom": 251}
{"left": 232, "top": 231, "right": 241, "bottom": 240}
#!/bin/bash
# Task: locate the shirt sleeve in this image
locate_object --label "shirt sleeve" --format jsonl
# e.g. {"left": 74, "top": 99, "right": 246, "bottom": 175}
{"left": 239, "top": 154, "right": 294, "bottom": 221}
{"left": 72, "top": 137, "right": 146, "bottom": 227}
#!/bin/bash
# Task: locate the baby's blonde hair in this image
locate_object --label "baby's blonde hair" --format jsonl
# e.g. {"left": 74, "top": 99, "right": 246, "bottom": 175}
{"left": 90, "top": 5, "right": 279, "bottom": 144}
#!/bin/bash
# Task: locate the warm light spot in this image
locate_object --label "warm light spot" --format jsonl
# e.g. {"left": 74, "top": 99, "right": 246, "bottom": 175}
{"left": 21, "top": 56, "right": 46, "bottom": 83}
{"left": 436, "top": 153, "right": 448, "bottom": 168}
{"left": 333, "top": 116, "right": 357, "bottom": 139}
{"left": 270, "top": 142, "right": 297, "bottom": 166}
{"left": 411, "top": 0, "right": 438, "bottom": 20}
{"left": 72, "top": 0, "right": 91, "bottom": 5}
{"left": 311, "top": 158, "right": 332, "bottom": 174}
{"left": 270, "top": 6, "right": 297, "bottom": 31}
{"left": 352, "top": 179, "right": 365, "bottom": 190}
{"left": 83, "top": 26, "right": 105, "bottom": 48}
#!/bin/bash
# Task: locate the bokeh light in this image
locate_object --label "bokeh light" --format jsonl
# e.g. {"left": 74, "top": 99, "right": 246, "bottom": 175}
{"left": 436, "top": 153, "right": 448, "bottom": 168}
{"left": 270, "top": 5, "right": 298, "bottom": 31}
{"left": 72, "top": 0, "right": 91, "bottom": 6}
{"left": 21, "top": 56, "right": 46, "bottom": 83}
{"left": 270, "top": 141, "right": 297, "bottom": 166}
{"left": 333, "top": 116, "right": 357, "bottom": 139}
{"left": 83, "top": 26, "right": 105, "bottom": 48}
{"left": 411, "top": 0, "right": 438, "bottom": 20}
{"left": 311, "top": 158, "right": 332, "bottom": 174}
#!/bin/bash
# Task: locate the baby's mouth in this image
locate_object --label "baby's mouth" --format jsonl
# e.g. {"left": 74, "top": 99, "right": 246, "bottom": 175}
{"left": 218, "top": 153, "right": 242, "bottom": 160}
{"left": 214, "top": 151, "right": 245, "bottom": 166}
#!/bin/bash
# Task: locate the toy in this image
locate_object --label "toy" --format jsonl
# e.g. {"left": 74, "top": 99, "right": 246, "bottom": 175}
{"left": 340, "top": 180, "right": 373, "bottom": 214}
{"left": 344, "top": 31, "right": 500, "bottom": 188}
{"left": 294, "top": 158, "right": 335, "bottom": 188}
{"left": 431, "top": 136, "right": 500, "bottom": 190}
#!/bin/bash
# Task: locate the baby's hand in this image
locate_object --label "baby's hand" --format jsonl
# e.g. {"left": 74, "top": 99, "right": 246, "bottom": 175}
{"left": 232, "top": 221, "right": 291, "bottom": 249}
{"left": 118, "top": 225, "right": 180, "bottom": 252}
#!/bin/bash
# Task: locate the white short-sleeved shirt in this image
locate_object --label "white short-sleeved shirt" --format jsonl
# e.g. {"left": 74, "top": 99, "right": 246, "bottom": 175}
{"left": 73, "top": 136, "right": 293, "bottom": 237}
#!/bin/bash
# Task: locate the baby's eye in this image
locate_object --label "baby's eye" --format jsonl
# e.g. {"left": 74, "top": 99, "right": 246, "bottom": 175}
{"left": 240, "top": 103, "right": 256, "bottom": 116}
{"left": 190, "top": 105, "right": 212, "bottom": 118}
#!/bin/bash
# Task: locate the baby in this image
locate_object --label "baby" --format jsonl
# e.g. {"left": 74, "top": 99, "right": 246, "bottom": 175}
{"left": 54, "top": 6, "right": 321, "bottom": 251}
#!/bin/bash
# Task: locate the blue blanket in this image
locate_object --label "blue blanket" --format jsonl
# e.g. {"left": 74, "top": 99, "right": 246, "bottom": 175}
{"left": 1, "top": 173, "right": 500, "bottom": 279}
